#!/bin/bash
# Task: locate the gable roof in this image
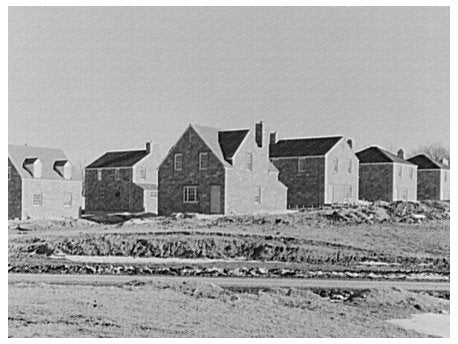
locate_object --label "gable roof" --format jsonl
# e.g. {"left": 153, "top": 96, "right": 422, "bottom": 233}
{"left": 86, "top": 149, "right": 149, "bottom": 168}
{"left": 269, "top": 136, "right": 343, "bottom": 158}
{"left": 191, "top": 124, "right": 249, "bottom": 166}
{"left": 356, "top": 146, "right": 415, "bottom": 165}
{"left": 218, "top": 129, "right": 249, "bottom": 162}
{"left": 407, "top": 154, "right": 449, "bottom": 170}
{"left": 8, "top": 144, "right": 74, "bottom": 180}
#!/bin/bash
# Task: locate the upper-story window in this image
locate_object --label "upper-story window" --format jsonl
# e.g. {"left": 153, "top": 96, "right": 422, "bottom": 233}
{"left": 97, "top": 169, "right": 102, "bottom": 181}
{"left": 332, "top": 158, "right": 338, "bottom": 174}
{"left": 347, "top": 159, "right": 352, "bottom": 174}
{"left": 140, "top": 167, "right": 147, "bottom": 180}
{"left": 8, "top": 165, "right": 11, "bottom": 180}
{"left": 199, "top": 152, "right": 209, "bottom": 170}
{"left": 444, "top": 171, "right": 448, "bottom": 182}
{"left": 174, "top": 153, "right": 183, "bottom": 171}
{"left": 115, "top": 168, "right": 121, "bottom": 181}
{"left": 245, "top": 152, "right": 253, "bottom": 171}
{"left": 398, "top": 165, "right": 402, "bottom": 178}
{"left": 409, "top": 167, "right": 414, "bottom": 179}
{"left": 298, "top": 158, "right": 307, "bottom": 172}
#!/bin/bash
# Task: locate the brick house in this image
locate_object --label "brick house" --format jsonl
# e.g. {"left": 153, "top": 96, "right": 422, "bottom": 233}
{"left": 158, "top": 122, "right": 287, "bottom": 215}
{"left": 84, "top": 142, "right": 158, "bottom": 214}
{"left": 269, "top": 135, "right": 359, "bottom": 208}
{"left": 8, "top": 144, "right": 82, "bottom": 220}
{"left": 407, "top": 154, "right": 450, "bottom": 200}
{"left": 356, "top": 146, "right": 417, "bottom": 202}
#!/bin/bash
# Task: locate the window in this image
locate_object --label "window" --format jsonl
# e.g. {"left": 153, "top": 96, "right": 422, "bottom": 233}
{"left": 254, "top": 187, "right": 261, "bottom": 203}
{"left": 140, "top": 167, "right": 147, "bottom": 180}
{"left": 245, "top": 152, "right": 253, "bottom": 171}
{"left": 174, "top": 153, "right": 183, "bottom": 171}
{"left": 332, "top": 158, "right": 338, "bottom": 174}
{"left": 8, "top": 165, "right": 11, "bottom": 180}
{"left": 64, "top": 192, "right": 72, "bottom": 207}
{"left": 409, "top": 167, "right": 414, "bottom": 179}
{"left": 151, "top": 191, "right": 157, "bottom": 198}
{"left": 33, "top": 193, "right": 43, "bottom": 207}
{"left": 347, "top": 160, "right": 352, "bottom": 174}
{"left": 398, "top": 165, "right": 402, "bottom": 178}
{"left": 183, "top": 186, "right": 198, "bottom": 203}
{"left": 444, "top": 171, "right": 448, "bottom": 182}
{"left": 298, "top": 158, "right": 307, "bottom": 172}
{"left": 344, "top": 186, "right": 352, "bottom": 200}
{"left": 199, "top": 152, "right": 209, "bottom": 170}
{"left": 115, "top": 168, "right": 121, "bottom": 181}
{"left": 97, "top": 169, "right": 102, "bottom": 181}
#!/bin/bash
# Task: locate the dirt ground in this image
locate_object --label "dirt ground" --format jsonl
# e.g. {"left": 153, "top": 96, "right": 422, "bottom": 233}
{"left": 8, "top": 201, "right": 450, "bottom": 337}
{"left": 8, "top": 278, "right": 449, "bottom": 338}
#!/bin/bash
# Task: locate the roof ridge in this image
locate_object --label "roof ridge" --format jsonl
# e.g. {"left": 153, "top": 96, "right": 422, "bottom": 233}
{"left": 276, "top": 135, "right": 343, "bottom": 142}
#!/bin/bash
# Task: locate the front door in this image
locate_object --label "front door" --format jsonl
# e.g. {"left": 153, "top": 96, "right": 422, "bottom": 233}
{"left": 210, "top": 185, "right": 221, "bottom": 214}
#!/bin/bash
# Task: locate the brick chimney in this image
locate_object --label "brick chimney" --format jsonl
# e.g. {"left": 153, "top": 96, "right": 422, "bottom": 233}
{"left": 441, "top": 157, "right": 449, "bottom": 166}
{"left": 146, "top": 141, "right": 151, "bottom": 154}
{"left": 347, "top": 139, "right": 353, "bottom": 149}
{"left": 397, "top": 149, "right": 404, "bottom": 159}
{"left": 269, "top": 132, "right": 277, "bottom": 146}
{"left": 255, "top": 121, "right": 265, "bottom": 148}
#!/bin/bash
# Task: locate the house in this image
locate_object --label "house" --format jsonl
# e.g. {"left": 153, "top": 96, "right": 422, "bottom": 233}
{"left": 158, "top": 122, "right": 287, "bottom": 215}
{"left": 84, "top": 142, "right": 158, "bottom": 214}
{"left": 8, "top": 144, "right": 82, "bottom": 220}
{"left": 269, "top": 135, "right": 359, "bottom": 207}
{"left": 356, "top": 146, "right": 417, "bottom": 202}
{"left": 407, "top": 154, "right": 450, "bottom": 201}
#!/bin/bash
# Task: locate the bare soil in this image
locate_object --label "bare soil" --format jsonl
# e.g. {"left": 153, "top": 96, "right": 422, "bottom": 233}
{"left": 8, "top": 278, "right": 449, "bottom": 338}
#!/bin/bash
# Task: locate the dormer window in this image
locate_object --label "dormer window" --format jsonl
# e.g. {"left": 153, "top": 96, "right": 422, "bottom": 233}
{"left": 54, "top": 160, "right": 72, "bottom": 180}
{"left": 23, "top": 158, "right": 42, "bottom": 178}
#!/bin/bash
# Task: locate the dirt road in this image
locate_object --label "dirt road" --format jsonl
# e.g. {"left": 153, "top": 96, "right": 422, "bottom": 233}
{"left": 8, "top": 273, "right": 450, "bottom": 291}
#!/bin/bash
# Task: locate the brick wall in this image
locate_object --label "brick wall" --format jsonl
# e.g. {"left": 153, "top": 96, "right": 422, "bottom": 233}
{"left": 416, "top": 170, "right": 440, "bottom": 200}
{"left": 359, "top": 164, "right": 394, "bottom": 202}
{"left": 8, "top": 158, "right": 22, "bottom": 219}
{"left": 271, "top": 157, "right": 325, "bottom": 208}
{"left": 84, "top": 168, "right": 144, "bottom": 213}
{"left": 325, "top": 139, "right": 359, "bottom": 204}
{"left": 22, "top": 178, "right": 82, "bottom": 220}
{"left": 158, "top": 126, "right": 226, "bottom": 215}
{"left": 225, "top": 130, "right": 287, "bottom": 214}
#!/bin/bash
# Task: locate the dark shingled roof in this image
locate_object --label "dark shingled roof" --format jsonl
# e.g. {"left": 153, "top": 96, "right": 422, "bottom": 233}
{"left": 269, "top": 136, "right": 342, "bottom": 158}
{"left": 86, "top": 150, "right": 149, "bottom": 168}
{"left": 408, "top": 154, "right": 449, "bottom": 170}
{"left": 357, "top": 146, "right": 415, "bottom": 165}
{"left": 218, "top": 130, "right": 249, "bottom": 162}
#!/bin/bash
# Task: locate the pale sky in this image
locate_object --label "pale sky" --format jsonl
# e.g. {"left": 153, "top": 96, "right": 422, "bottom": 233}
{"left": 9, "top": 6, "right": 449, "bottom": 166}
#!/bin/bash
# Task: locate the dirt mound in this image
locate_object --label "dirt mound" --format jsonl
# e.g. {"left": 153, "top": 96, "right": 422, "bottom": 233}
{"left": 8, "top": 218, "right": 97, "bottom": 232}
{"left": 324, "top": 201, "right": 449, "bottom": 225}
{"left": 347, "top": 287, "right": 450, "bottom": 319}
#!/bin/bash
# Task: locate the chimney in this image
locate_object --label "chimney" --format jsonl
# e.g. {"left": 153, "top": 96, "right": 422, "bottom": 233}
{"left": 269, "top": 132, "right": 277, "bottom": 146}
{"left": 441, "top": 157, "right": 449, "bottom": 166}
{"left": 397, "top": 149, "right": 404, "bottom": 159}
{"left": 146, "top": 141, "right": 151, "bottom": 154}
{"left": 255, "top": 121, "right": 265, "bottom": 148}
{"left": 347, "top": 139, "right": 353, "bottom": 149}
